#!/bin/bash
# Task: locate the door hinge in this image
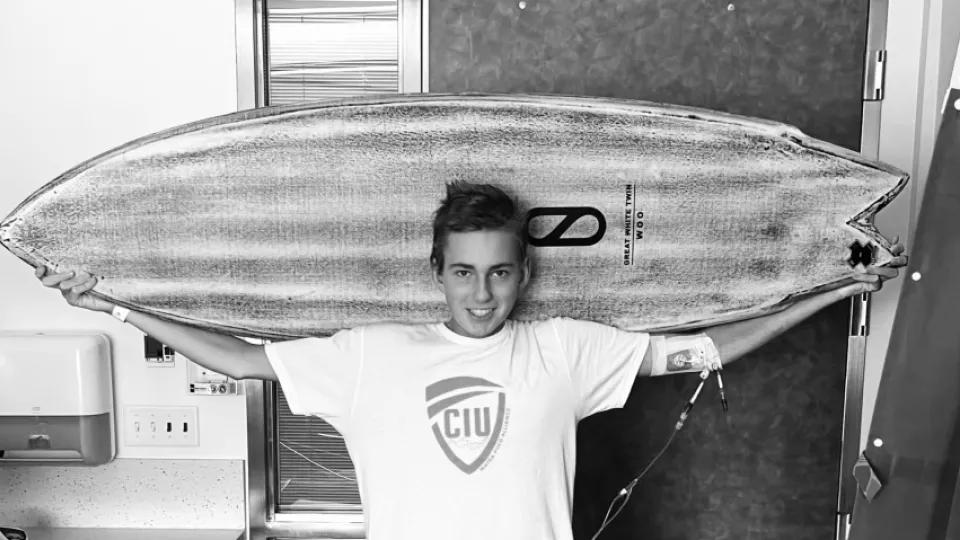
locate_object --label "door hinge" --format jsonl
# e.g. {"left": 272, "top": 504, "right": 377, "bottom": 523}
{"left": 863, "top": 49, "right": 887, "bottom": 101}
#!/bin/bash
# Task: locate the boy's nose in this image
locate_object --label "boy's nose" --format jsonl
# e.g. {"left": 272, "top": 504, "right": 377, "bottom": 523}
{"left": 474, "top": 279, "right": 493, "bottom": 302}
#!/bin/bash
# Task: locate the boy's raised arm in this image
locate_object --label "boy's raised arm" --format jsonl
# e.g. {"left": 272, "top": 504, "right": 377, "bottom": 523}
{"left": 36, "top": 266, "right": 277, "bottom": 381}
{"left": 637, "top": 240, "right": 907, "bottom": 377}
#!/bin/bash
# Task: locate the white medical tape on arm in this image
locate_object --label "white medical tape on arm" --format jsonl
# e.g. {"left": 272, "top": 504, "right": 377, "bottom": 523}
{"left": 649, "top": 334, "right": 723, "bottom": 377}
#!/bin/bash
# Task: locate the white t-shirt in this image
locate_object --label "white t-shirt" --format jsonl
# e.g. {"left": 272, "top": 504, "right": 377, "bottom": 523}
{"left": 265, "top": 317, "right": 649, "bottom": 540}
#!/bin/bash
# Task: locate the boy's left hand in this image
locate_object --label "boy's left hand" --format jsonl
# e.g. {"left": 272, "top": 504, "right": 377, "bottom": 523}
{"left": 835, "top": 236, "right": 908, "bottom": 298}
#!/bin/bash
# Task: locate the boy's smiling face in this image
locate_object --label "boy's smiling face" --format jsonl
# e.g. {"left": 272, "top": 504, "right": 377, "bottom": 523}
{"left": 433, "top": 229, "right": 530, "bottom": 338}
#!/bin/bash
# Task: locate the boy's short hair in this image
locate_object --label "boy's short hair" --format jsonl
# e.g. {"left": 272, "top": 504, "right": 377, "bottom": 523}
{"left": 430, "top": 181, "right": 529, "bottom": 271}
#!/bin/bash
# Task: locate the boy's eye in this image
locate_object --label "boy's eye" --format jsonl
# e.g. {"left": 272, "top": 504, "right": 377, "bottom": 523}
{"left": 493, "top": 270, "right": 509, "bottom": 278}
{"left": 454, "top": 270, "right": 470, "bottom": 278}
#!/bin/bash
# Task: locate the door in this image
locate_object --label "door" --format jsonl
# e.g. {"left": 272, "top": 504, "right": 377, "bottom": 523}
{"left": 429, "top": 1, "right": 871, "bottom": 538}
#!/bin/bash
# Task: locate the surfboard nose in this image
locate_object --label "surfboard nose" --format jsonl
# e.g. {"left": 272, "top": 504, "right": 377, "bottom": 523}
{"left": 0, "top": 212, "right": 37, "bottom": 267}
{"left": 0, "top": 215, "right": 15, "bottom": 249}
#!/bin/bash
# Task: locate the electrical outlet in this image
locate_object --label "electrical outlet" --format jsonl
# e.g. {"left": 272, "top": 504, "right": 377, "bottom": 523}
{"left": 186, "top": 359, "right": 238, "bottom": 395}
{"left": 125, "top": 406, "right": 199, "bottom": 446}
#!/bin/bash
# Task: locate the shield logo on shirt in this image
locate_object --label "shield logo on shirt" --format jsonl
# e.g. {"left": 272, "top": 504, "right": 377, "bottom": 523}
{"left": 425, "top": 376, "right": 508, "bottom": 474}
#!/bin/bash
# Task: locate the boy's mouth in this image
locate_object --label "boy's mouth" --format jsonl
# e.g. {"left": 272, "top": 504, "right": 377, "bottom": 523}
{"left": 467, "top": 308, "right": 494, "bottom": 320}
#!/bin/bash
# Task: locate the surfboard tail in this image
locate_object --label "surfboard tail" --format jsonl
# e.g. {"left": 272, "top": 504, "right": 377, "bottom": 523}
{"left": 847, "top": 171, "right": 910, "bottom": 267}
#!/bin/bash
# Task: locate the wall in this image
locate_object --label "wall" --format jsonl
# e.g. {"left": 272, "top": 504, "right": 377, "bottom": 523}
{"left": 0, "top": 0, "right": 247, "bottom": 529}
{"left": 940, "top": 1, "right": 960, "bottom": 104}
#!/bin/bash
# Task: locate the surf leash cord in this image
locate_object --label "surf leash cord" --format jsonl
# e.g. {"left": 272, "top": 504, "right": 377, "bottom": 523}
{"left": 590, "top": 368, "right": 715, "bottom": 540}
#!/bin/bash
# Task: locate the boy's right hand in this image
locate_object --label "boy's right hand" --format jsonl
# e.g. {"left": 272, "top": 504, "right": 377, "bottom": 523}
{"left": 35, "top": 265, "right": 115, "bottom": 314}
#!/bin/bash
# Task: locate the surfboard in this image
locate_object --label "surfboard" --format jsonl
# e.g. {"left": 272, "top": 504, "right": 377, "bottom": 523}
{"left": 0, "top": 93, "right": 907, "bottom": 340}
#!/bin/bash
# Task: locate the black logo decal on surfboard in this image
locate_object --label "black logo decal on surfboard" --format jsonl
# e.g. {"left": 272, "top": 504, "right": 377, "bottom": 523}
{"left": 526, "top": 207, "right": 606, "bottom": 247}
{"left": 847, "top": 241, "right": 876, "bottom": 268}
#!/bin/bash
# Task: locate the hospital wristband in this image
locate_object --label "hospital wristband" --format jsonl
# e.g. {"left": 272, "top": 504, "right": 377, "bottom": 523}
{"left": 111, "top": 305, "right": 131, "bottom": 323}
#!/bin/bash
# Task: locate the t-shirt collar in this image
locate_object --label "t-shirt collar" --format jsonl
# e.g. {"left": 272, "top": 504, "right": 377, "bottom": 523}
{"left": 435, "top": 319, "right": 513, "bottom": 347}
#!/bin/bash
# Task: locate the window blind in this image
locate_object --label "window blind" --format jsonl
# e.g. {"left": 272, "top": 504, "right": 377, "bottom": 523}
{"left": 266, "top": 0, "right": 400, "bottom": 512}
{"left": 277, "top": 387, "right": 361, "bottom": 509}
{"left": 266, "top": 0, "right": 399, "bottom": 105}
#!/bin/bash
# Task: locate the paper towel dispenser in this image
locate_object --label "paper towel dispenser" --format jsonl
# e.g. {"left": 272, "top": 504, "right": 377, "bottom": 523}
{"left": 0, "top": 333, "right": 115, "bottom": 466}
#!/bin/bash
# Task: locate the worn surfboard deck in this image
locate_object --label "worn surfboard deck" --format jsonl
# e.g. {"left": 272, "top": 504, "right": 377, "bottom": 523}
{"left": 0, "top": 93, "right": 908, "bottom": 339}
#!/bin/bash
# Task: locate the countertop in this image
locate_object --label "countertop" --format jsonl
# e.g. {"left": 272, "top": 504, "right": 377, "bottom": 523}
{"left": 14, "top": 529, "right": 244, "bottom": 540}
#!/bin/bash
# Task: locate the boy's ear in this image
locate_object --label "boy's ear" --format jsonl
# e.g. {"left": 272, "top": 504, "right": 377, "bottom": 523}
{"left": 519, "top": 256, "right": 531, "bottom": 289}
{"left": 431, "top": 261, "right": 444, "bottom": 289}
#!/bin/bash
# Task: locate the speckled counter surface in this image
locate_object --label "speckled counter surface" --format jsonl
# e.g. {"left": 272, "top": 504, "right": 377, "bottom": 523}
{"left": 14, "top": 529, "right": 244, "bottom": 540}
{"left": 0, "top": 460, "right": 244, "bottom": 529}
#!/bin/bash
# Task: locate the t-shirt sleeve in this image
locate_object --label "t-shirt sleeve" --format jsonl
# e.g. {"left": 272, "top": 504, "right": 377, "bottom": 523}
{"left": 264, "top": 326, "right": 364, "bottom": 431}
{"left": 553, "top": 317, "right": 650, "bottom": 419}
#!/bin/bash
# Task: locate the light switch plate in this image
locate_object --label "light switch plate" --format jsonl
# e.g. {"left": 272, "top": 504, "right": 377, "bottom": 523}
{"left": 125, "top": 406, "right": 199, "bottom": 446}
